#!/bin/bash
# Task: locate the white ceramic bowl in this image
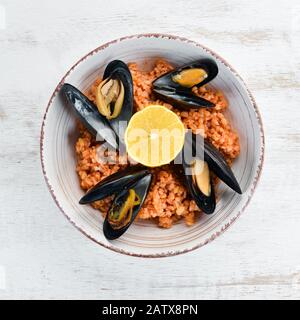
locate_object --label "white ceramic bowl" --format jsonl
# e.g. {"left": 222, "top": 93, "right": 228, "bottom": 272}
{"left": 40, "top": 34, "right": 264, "bottom": 257}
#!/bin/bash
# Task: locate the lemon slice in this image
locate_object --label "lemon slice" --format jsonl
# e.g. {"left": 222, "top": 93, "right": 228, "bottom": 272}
{"left": 125, "top": 105, "right": 185, "bottom": 167}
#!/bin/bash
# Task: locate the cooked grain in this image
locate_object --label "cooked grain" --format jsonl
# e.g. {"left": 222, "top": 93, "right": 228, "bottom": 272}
{"left": 75, "top": 59, "right": 240, "bottom": 228}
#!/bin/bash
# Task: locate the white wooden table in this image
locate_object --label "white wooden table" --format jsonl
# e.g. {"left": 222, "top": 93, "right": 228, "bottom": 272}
{"left": 0, "top": 0, "right": 299, "bottom": 299}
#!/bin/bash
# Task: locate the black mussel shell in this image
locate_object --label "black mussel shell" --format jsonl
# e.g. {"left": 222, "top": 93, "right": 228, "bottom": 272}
{"left": 183, "top": 163, "right": 216, "bottom": 214}
{"left": 61, "top": 83, "right": 118, "bottom": 149}
{"left": 191, "top": 133, "right": 242, "bottom": 194}
{"left": 103, "top": 173, "right": 152, "bottom": 240}
{"left": 103, "top": 60, "right": 130, "bottom": 80}
{"left": 203, "top": 140, "right": 242, "bottom": 194}
{"left": 181, "top": 138, "right": 216, "bottom": 214}
{"left": 79, "top": 165, "right": 150, "bottom": 204}
{"left": 153, "top": 87, "right": 214, "bottom": 110}
{"left": 102, "top": 60, "right": 133, "bottom": 143}
{"left": 153, "top": 58, "right": 218, "bottom": 90}
{"left": 152, "top": 59, "right": 218, "bottom": 110}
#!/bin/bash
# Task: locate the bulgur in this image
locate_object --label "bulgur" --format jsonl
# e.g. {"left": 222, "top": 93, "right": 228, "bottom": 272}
{"left": 76, "top": 59, "right": 240, "bottom": 228}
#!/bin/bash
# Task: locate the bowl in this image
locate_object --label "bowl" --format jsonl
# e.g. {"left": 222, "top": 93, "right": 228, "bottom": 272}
{"left": 40, "top": 34, "right": 264, "bottom": 257}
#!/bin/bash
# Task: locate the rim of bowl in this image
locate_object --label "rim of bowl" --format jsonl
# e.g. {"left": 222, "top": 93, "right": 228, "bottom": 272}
{"left": 40, "top": 33, "right": 265, "bottom": 258}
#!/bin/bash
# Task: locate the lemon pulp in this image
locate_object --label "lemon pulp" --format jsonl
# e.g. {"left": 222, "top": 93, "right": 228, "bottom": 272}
{"left": 124, "top": 105, "right": 185, "bottom": 167}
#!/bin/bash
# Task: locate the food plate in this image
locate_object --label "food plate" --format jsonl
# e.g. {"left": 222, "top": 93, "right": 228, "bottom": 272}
{"left": 40, "top": 34, "right": 264, "bottom": 257}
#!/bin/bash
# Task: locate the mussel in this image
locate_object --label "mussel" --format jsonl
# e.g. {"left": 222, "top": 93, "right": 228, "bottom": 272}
{"left": 153, "top": 58, "right": 218, "bottom": 110}
{"left": 181, "top": 133, "right": 242, "bottom": 214}
{"left": 181, "top": 134, "right": 216, "bottom": 214}
{"left": 103, "top": 173, "right": 152, "bottom": 240}
{"left": 79, "top": 165, "right": 152, "bottom": 240}
{"left": 95, "top": 60, "right": 133, "bottom": 143}
{"left": 79, "top": 165, "right": 150, "bottom": 204}
{"left": 61, "top": 60, "right": 133, "bottom": 148}
{"left": 202, "top": 139, "right": 242, "bottom": 194}
{"left": 61, "top": 83, "right": 118, "bottom": 149}
{"left": 183, "top": 158, "right": 216, "bottom": 214}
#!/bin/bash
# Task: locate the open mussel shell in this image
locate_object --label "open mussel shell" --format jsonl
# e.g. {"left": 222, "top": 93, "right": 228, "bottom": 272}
{"left": 153, "top": 58, "right": 218, "bottom": 110}
{"left": 181, "top": 139, "right": 216, "bottom": 214}
{"left": 98, "top": 60, "right": 133, "bottom": 143}
{"left": 79, "top": 165, "right": 150, "bottom": 204}
{"left": 153, "top": 58, "right": 218, "bottom": 90}
{"left": 202, "top": 140, "right": 242, "bottom": 194}
{"left": 103, "top": 173, "right": 152, "bottom": 240}
{"left": 153, "top": 87, "right": 214, "bottom": 110}
{"left": 183, "top": 161, "right": 216, "bottom": 214}
{"left": 61, "top": 83, "right": 118, "bottom": 149}
{"left": 191, "top": 133, "right": 242, "bottom": 194}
